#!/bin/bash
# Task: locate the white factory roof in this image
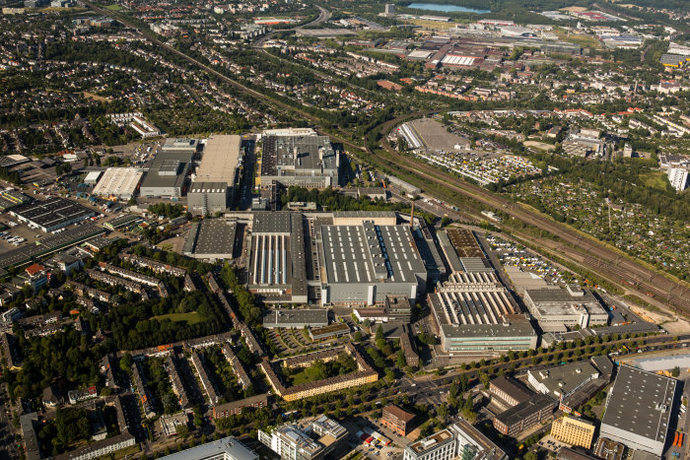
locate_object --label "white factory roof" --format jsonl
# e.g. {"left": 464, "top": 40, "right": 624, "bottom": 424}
{"left": 92, "top": 167, "right": 144, "bottom": 199}
{"left": 408, "top": 49, "right": 434, "bottom": 59}
{"left": 196, "top": 135, "right": 242, "bottom": 187}
{"left": 441, "top": 55, "right": 476, "bottom": 66}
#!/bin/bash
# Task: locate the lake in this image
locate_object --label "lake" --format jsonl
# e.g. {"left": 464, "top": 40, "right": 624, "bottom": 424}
{"left": 407, "top": 2, "right": 490, "bottom": 14}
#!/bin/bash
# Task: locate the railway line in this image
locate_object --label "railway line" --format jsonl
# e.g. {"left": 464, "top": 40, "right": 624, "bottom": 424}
{"left": 367, "top": 113, "right": 690, "bottom": 315}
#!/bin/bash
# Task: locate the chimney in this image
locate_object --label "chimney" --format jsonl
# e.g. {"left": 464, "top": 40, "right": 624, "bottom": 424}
{"left": 410, "top": 202, "right": 415, "bottom": 227}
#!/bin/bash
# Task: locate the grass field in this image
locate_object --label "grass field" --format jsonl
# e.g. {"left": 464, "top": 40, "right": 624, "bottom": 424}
{"left": 152, "top": 312, "right": 204, "bottom": 325}
{"left": 555, "top": 28, "right": 602, "bottom": 50}
{"left": 105, "top": 4, "right": 123, "bottom": 11}
{"left": 640, "top": 171, "right": 670, "bottom": 192}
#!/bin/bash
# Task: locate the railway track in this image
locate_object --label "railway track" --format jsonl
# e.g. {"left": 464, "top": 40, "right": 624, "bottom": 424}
{"left": 368, "top": 113, "right": 690, "bottom": 314}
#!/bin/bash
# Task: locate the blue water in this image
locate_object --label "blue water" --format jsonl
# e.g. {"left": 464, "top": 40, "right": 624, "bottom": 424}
{"left": 407, "top": 2, "right": 490, "bottom": 13}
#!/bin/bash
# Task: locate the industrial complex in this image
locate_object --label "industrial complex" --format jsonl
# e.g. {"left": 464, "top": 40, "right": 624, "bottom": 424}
{"left": 259, "top": 132, "right": 341, "bottom": 188}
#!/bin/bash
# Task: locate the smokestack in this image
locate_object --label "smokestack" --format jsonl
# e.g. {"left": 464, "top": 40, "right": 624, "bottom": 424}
{"left": 410, "top": 202, "right": 415, "bottom": 227}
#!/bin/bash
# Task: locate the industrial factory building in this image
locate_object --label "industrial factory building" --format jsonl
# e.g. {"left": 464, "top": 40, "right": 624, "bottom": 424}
{"left": 600, "top": 364, "right": 679, "bottom": 456}
{"left": 187, "top": 182, "right": 228, "bottom": 216}
{"left": 182, "top": 219, "right": 237, "bottom": 260}
{"left": 139, "top": 150, "right": 193, "bottom": 198}
{"left": 259, "top": 134, "right": 340, "bottom": 188}
{"left": 318, "top": 221, "right": 427, "bottom": 306}
{"left": 247, "top": 212, "right": 308, "bottom": 304}
{"left": 92, "top": 167, "right": 144, "bottom": 200}
{"left": 187, "top": 135, "right": 242, "bottom": 214}
{"left": 429, "top": 272, "right": 537, "bottom": 354}
{"left": 523, "top": 285, "right": 609, "bottom": 332}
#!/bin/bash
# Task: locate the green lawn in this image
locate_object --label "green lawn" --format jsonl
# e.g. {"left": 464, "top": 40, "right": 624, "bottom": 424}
{"left": 152, "top": 311, "right": 204, "bottom": 325}
{"left": 640, "top": 171, "right": 670, "bottom": 192}
{"left": 104, "top": 4, "right": 123, "bottom": 10}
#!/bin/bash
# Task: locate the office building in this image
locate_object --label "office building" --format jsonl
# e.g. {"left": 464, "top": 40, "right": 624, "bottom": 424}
{"left": 489, "top": 375, "right": 533, "bottom": 410}
{"left": 9, "top": 197, "right": 98, "bottom": 233}
{"left": 404, "top": 428, "right": 456, "bottom": 460}
{"left": 92, "top": 167, "right": 144, "bottom": 200}
{"left": 160, "top": 436, "right": 257, "bottom": 460}
{"left": 139, "top": 150, "right": 193, "bottom": 198}
{"left": 523, "top": 285, "right": 608, "bottom": 332}
{"left": 183, "top": 219, "right": 237, "bottom": 260}
{"left": 384, "top": 3, "right": 395, "bottom": 15}
{"left": 187, "top": 182, "right": 229, "bottom": 216}
{"left": 404, "top": 420, "right": 507, "bottom": 460}
{"left": 319, "top": 221, "right": 427, "bottom": 306}
{"left": 600, "top": 365, "right": 678, "bottom": 456}
{"left": 258, "top": 415, "right": 347, "bottom": 459}
{"left": 248, "top": 212, "right": 307, "bottom": 303}
{"left": 492, "top": 394, "right": 556, "bottom": 437}
{"left": 551, "top": 416, "right": 596, "bottom": 449}
{"left": 428, "top": 272, "right": 537, "bottom": 354}
{"left": 380, "top": 405, "right": 415, "bottom": 436}
{"left": 259, "top": 134, "right": 340, "bottom": 188}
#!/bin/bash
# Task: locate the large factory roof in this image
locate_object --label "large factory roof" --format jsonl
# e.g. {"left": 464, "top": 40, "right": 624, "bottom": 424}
{"left": 440, "top": 317, "right": 536, "bottom": 339}
{"left": 10, "top": 197, "right": 97, "bottom": 232}
{"left": 140, "top": 151, "right": 192, "bottom": 189}
{"left": 429, "top": 272, "right": 517, "bottom": 327}
{"left": 261, "top": 134, "right": 337, "bottom": 176}
{"left": 161, "top": 138, "right": 198, "bottom": 153}
{"left": 525, "top": 286, "right": 606, "bottom": 317}
{"left": 262, "top": 309, "right": 328, "bottom": 328}
{"left": 320, "top": 222, "right": 426, "bottom": 285}
{"left": 183, "top": 219, "right": 237, "bottom": 258}
{"left": 196, "top": 135, "right": 242, "bottom": 186}
{"left": 92, "top": 167, "right": 144, "bottom": 198}
{"left": 252, "top": 211, "right": 292, "bottom": 234}
{"left": 601, "top": 364, "right": 678, "bottom": 444}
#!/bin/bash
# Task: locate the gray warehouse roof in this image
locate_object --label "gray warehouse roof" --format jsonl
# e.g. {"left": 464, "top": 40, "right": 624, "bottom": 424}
{"left": 161, "top": 138, "right": 198, "bottom": 153}
{"left": 440, "top": 318, "right": 536, "bottom": 339}
{"left": 252, "top": 211, "right": 292, "bottom": 234}
{"left": 183, "top": 219, "right": 237, "bottom": 258}
{"left": 140, "top": 151, "right": 192, "bottom": 191}
{"left": 528, "top": 361, "right": 600, "bottom": 398}
{"left": 601, "top": 364, "right": 678, "bottom": 444}
{"left": 320, "top": 222, "right": 426, "bottom": 285}
{"left": 262, "top": 309, "right": 328, "bottom": 327}
{"left": 160, "top": 436, "right": 256, "bottom": 460}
